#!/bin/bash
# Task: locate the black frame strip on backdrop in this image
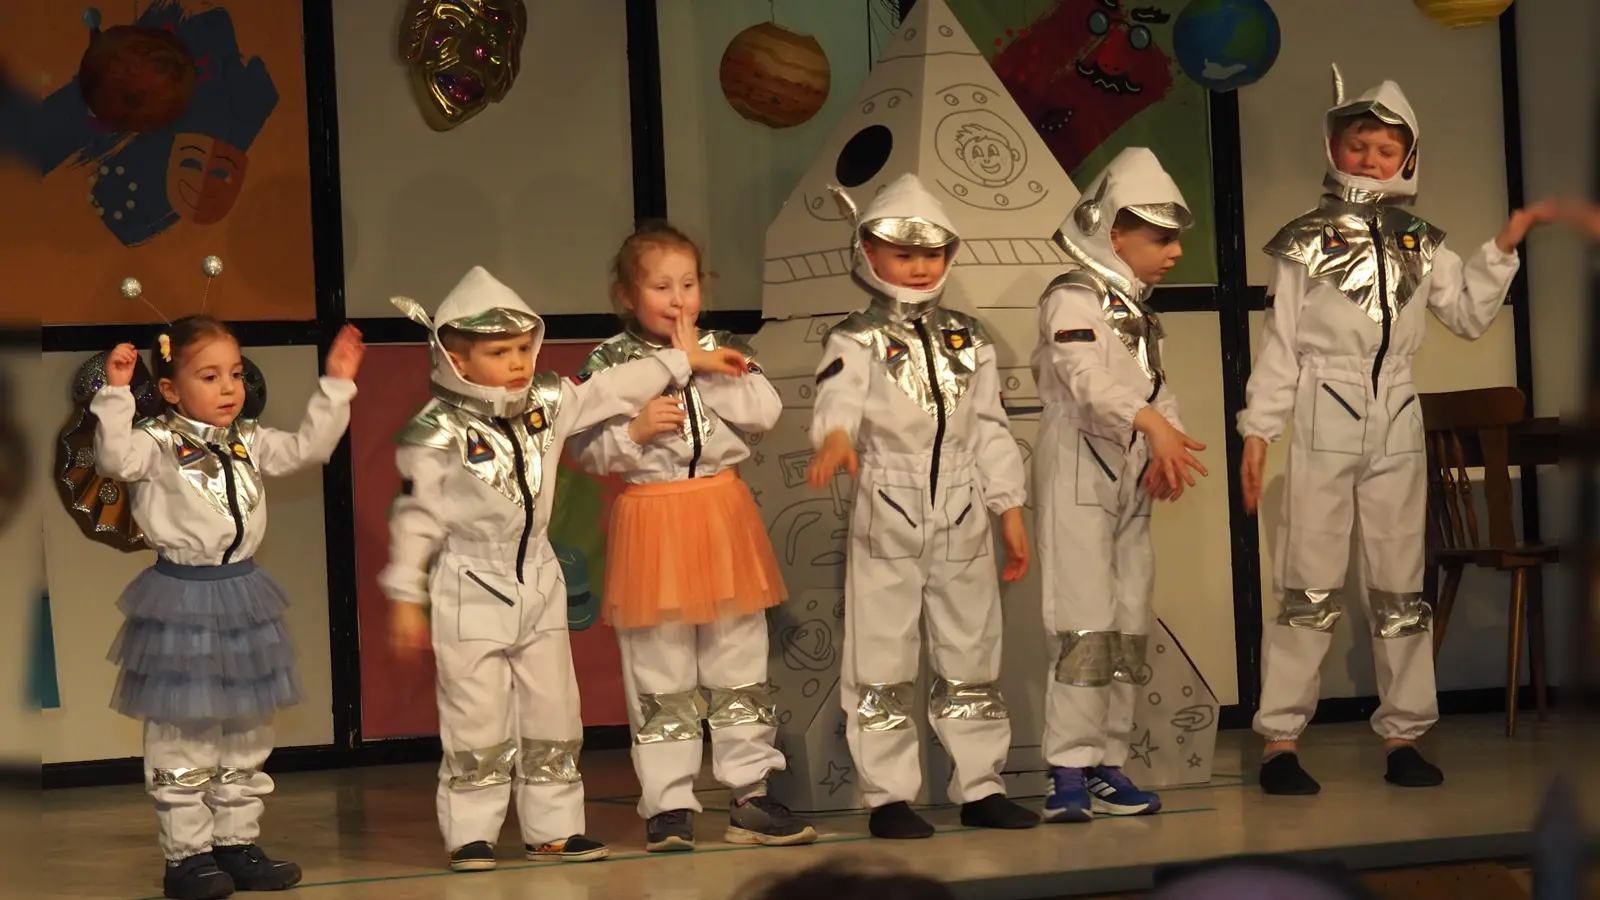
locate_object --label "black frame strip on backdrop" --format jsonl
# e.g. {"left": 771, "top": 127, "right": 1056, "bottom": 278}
{"left": 40, "top": 0, "right": 1540, "bottom": 787}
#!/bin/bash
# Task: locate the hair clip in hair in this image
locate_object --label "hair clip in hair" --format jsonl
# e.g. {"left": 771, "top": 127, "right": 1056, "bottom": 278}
{"left": 158, "top": 334, "right": 172, "bottom": 362}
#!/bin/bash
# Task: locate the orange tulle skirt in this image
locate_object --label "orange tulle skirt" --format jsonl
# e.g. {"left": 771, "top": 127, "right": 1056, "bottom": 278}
{"left": 603, "top": 469, "right": 787, "bottom": 629}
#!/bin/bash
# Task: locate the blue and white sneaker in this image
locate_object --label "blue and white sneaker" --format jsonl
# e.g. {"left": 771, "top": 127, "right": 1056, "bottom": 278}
{"left": 1087, "top": 766, "right": 1161, "bottom": 815}
{"left": 1043, "top": 766, "right": 1092, "bottom": 823}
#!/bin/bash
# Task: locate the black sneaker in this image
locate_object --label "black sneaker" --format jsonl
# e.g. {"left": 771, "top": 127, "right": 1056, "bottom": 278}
{"left": 725, "top": 795, "right": 818, "bottom": 846}
{"left": 525, "top": 834, "right": 610, "bottom": 862}
{"left": 868, "top": 801, "right": 935, "bottom": 839}
{"left": 211, "top": 844, "right": 301, "bottom": 891}
{"left": 959, "top": 793, "right": 1040, "bottom": 830}
{"left": 1259, "top": 752, "right": 1321, "bottom": 795}
{"left": 163, "top": 853, "right": 235, "bottom": 900}
{"left": 1384, "top": 746, "right": 1444, "bottom": 788}
{"left": 448, "top": 840, "right": 497, "bottom": 872}
{"left": 646, "top": 809, "right": 696, "bottom": 852}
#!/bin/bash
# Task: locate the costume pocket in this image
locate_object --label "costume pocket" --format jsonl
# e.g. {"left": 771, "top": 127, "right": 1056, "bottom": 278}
{"left": 866, "top": 479, "right": 927, "bottom": 561}
{"left": 1075, "top": 431, "right": 1124, "bottom": 512}
{"left": 1311, "top": 377, "right": 1369, "bottom": 455}
{"left": 1384, "top": 390, "right": 1423, "bottom": 456}
{"left": 943, "top": 480, "right": 991, "bottom": 563}
{"left": 455, "top": 565, "right": 522, "bottom": 645}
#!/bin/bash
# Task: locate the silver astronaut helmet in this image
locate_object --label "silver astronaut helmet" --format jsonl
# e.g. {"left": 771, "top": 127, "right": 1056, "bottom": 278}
{"left": 829, "top": 173, "right": 962, "bottom": 321}
{"left": 1322, "top": 63, "right": 1421, "bottom": 204}
{"left": 391, "top": 266, "right": 546, "bottom": 418}
{"left": 1053, "top": 146, "right": 1192, "bottom": 300}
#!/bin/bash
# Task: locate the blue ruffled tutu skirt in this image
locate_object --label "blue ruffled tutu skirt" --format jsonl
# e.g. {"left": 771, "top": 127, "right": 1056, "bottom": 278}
{"left": 107, "top": 558, "right": 302, "bottom": 722}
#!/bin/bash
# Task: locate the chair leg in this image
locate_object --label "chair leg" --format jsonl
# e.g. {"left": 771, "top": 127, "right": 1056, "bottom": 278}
{"left": 1506, "top": 568, "right": 1529, "bottom": 738}
{"left": 1527, "top": 566, "right": 1549, "bottom": 720}
{"left": 1433, "top": 564, "right": 1465, "bottom": 661}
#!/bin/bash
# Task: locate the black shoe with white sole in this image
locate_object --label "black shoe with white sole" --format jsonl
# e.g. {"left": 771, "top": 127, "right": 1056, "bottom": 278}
{"left": 646, "top": 809, "right": 696, "bottom": 852}
{"left": 211, "top": 844, "right": 301, "bottom": 892}
{"left": 726, "top": 795, "right": 818, "bottom": 846}
{"left": 163, "top": 853, "right": 235, "bottom": 900}
{"left": 448, "top": 840, "right": 497, "bottom": 872}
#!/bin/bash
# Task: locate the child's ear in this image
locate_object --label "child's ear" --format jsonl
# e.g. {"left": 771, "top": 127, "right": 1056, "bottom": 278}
{"left": 158, "top": 378, "right": 180, "bottom": 406}
{"left": 445, "top": 348, "right": 468, "bottom": 372}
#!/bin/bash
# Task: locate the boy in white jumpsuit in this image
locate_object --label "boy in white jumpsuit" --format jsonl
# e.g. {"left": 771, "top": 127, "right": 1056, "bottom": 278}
{"left": 807, "top": 174, "right": 1037, "bottom": 839}
{"left": 1032, "top": 148, "right": 1208, "bottom": 823}
{"left": 380, "top": 267, "right": 746, "bottom": 870}
{"left": 1238, "top": 67, "right": 1554, "bottom": 795}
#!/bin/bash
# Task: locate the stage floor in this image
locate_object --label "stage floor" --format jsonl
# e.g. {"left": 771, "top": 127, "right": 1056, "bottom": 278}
{"left": 47, "top": 715, "right": 1592, "bottom": 900}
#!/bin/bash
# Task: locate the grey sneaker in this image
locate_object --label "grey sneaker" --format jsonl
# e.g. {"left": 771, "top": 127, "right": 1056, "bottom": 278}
{"left": 645, "top": 809, "right": 695, "bottom": 852}
{"left": 725, "top": 795, "right": 818, "bottom": 846}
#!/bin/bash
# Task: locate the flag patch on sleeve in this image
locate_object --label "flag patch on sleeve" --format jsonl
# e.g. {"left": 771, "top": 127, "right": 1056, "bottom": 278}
{"left": 816, "top": 357, "right": 844, "bottom": 383}
{"left": 1054, "top": 329, "right": 1096, "bottom": 343}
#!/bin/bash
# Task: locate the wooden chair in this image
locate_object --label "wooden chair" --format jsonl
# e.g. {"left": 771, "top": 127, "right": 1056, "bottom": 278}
{"left": 1421, "top": 387, "right": 1554, "bottom": 737}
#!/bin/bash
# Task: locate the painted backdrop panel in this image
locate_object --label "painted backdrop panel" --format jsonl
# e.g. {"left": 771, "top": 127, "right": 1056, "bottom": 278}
{"left": 5, "top": 0, "right": 315, "bottom": 324}
{"left": 353, "top": 344, "right": 628, "bottom": 739}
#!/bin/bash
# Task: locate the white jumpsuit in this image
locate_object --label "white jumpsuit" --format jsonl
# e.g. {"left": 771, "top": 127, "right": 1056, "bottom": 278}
{"left": 1034, "top": 278, "right": 1184, "bottom": 768}
{"left": 1030, "top": 146, "right": 1194, "bottom": 770}
{"left": 380, "top": 267, "right": 694, "bottom": 851}
{"left": 569, "top": 329, "right": 788, "bottom": 819}
{"left": 1243, "top": 233, "right": 1518, "bottom": 741}
{"left": 1241, "top": 70, "right": 1524, "bottom": 743}
{"left": 92, "top": 377, "right": 356, "bottom": 861}
{"left": 813, "top": 306, "right": 1026, "bottom": 808}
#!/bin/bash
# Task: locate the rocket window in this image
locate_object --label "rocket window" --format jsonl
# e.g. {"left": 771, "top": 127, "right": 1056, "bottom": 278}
{"left": 835, "top": 125, "right": 894, "bottom": 188}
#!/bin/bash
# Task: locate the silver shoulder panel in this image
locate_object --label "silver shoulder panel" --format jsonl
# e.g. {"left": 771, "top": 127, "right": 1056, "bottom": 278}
{"left": 827, "top": 312, "right": 879, "bottom": 346}
{"left": 1045, "top": 268, "right": 1109, "bottom": 299}
{"left": 396, "top": 402, "right": 458, "bottom": 450}
{"left": 531, "top": 371, "right": 564, "bottom": 423}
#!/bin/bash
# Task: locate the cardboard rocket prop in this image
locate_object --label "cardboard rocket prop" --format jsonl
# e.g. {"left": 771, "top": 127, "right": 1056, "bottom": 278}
{"left": 745, "top": 0, "right": 1218, "bottom": 812}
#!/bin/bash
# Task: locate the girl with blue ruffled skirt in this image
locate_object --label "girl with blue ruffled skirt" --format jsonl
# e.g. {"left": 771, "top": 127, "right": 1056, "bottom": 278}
{"left": 93, "top": 317, "right": 363, "bottom": 900}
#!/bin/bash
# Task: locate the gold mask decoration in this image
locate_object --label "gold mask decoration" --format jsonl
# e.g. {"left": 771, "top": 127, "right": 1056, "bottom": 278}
{"left": 400, "top": 0, "right": 527, "bottom": 131}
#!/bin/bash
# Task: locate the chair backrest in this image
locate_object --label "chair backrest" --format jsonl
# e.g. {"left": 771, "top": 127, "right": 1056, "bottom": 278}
{"left": 1419, "top": 387, "right": 1526, "bottom": 554}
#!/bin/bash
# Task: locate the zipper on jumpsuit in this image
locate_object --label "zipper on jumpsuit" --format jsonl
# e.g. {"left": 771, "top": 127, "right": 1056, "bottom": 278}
{"left": 1367, "top": 218, "right": 1392, "bottom": 397}
{"left": 209, "top": 444, "right": 246, "bottom": 565}
{"left": 684, "top": 381, "right": 704, "bottom": 478}
{"left": 911, "top": 319, "right": 947, "bottom": 498}
{"left": 493, "top": 419, "right": 536, "bottom": 584}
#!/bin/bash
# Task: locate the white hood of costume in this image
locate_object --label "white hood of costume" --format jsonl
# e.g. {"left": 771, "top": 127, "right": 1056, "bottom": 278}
{"left": 1053, "top": 146, "right": 1192, "bottom": 300}
{"left": 391, "top": 266, "right": 546, "bottom": 417}
{"left": 829, "top": 173, "right": 962, "bottom": 320}
{"left": 1323, "top": 63, "right": 1420, "bottom": 204}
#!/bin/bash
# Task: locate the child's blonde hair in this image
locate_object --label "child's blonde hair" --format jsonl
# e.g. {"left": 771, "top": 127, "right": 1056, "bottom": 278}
{"left": 609, "top": 220, "right": 705, "bottom": 321}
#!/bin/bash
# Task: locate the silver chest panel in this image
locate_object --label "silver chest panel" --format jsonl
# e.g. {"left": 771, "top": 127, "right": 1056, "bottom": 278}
{"left": 1268, "top": 204, "right": 1443, "bottom": 324}
{"left": 143, "top": 417, "right": 265, "bottom": 523}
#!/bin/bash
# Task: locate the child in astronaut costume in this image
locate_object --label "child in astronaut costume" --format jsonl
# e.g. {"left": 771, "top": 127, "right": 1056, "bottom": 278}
{"left": 380, "top": 266, "right": 746, "bottom": 871}
{"left": 1032, "top": 147, "right": 1208, "bottom": 823}
{"left": 1238, "top": 66, "right": 1554, "bottom": 795}
{"left": 807, "top": 174, "right": 1038, "bottom": 840}
{"left": 569, "top": 222, "right": 816, "bottom": 852}
{"left": 94, "top": 316, "right": 364, "bottom": 900}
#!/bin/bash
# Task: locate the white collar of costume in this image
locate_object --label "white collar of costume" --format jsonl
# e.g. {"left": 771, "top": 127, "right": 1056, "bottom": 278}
{"left": 1053, "top": 146, "right": 1193, "bottom": 303}
{"left": 1322, "top": 63, "right": 1420, "bottom": 205}
{"left": 829, "top": 173, "right": 961, "bottom": 322}
{"left": 390, "top": 266, "right": 545, "bottom": 418}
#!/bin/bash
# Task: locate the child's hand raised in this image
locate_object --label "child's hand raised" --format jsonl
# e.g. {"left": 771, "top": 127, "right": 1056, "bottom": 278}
{"left": 806, "top": 429, "right": 857, "bottom": 489}
{"left": 999, "top": 507, "right": 1029, "bottom": 582}
{"left": 1495, "top": 199, "right": 1560, "bottom": 252}
{"left": 628, "top": 395, "right": 686, "bottom": 445}
{"left": 326, "top": 325, "right": 366, "bottom": 380}
{"left": 671, "top": 313, "right": 745, "bottom": 376}
{"left": 105, "top": 343, "right": 139, "bottom": 388}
